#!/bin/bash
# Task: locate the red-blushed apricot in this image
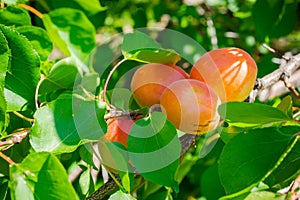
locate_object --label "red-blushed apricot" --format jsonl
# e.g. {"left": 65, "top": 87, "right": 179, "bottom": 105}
{"left": 160, "top": 79, "right": 221, "bottom": 135}
{"left": 105, "top": 116, "right": 142, "bottom": 148}
{"left": 97, "top": 116, "right": 141, "bottom": 173}
{"left": 131, "top": 63, "right": 188, "bottom": 107}
{"left": 190, "top": 47, "right": 257, "bottom": 102}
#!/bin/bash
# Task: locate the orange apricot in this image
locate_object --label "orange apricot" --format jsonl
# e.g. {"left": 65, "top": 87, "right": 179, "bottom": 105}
{"left": 190, "top": 47, "right": 257, "bottom": 102}
{"left": 160, "top": 79, "right": 221, "bottom": 134}
{"left": 131, "top": 63, "right": 188, "bottom": 107}
{"left": 105, "top": 117, "right": 135, "bottom": 148}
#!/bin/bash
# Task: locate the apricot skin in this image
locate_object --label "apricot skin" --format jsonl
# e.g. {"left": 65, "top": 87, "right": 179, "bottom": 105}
{"left": 131, "top": 63, "right": 188, "bottom": 107}
{"left": 160, "top": 79, "right": 221, "bottom": 135}
{"left": 105, "top": 117, "right": 134, "bottom": 148}
{"left": 190, "top": 47, "right": 257, "bottom": 102}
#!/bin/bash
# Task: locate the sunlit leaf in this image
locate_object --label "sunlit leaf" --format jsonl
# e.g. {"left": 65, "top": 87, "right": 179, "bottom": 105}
{"left": 0, "top": 6, "right": 31, "bottom": 27}
{"left": 30, "top": 93, "right": 106, "bottom": 154}
{"left": 16, "top": 26, "right": 53, "bottom": 61}
{"left": 218, "top": 102, "right": 296, "bottom": 128}
{"left": 121, "top": 31, "right": 180, "bottom": 64}
{"left": 42, "top": 8, "right": 96, "bottom": 64}
{"left": 108, "top": 190, "right": 136, "bottom": 200}
{"left": 128, "top": 112, "right": 181, "bottom": 191}
{"left": 0, "top": 25, "right": 40, "bottom": 110}
{"left": 9, "top": 152, "right": 79, "bottom": 200}
{"left": 0, "top": 29, "right": 9, "bottom": 131}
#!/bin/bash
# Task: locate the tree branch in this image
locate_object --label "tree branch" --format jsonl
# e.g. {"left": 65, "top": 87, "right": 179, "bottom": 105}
{"left": 251, "top": 53, "right": 300, "bottom": 102}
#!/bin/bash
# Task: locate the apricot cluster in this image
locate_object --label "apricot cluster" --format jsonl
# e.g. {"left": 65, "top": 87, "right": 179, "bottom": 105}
{"left": 105, "top": 47, "right": 257, "bottom": 146}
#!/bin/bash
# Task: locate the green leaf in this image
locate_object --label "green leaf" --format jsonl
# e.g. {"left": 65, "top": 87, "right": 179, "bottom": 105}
{"left": 16, "top": 26, "right": 53, "bottom": 61}
{"left": 9, "top": 165, "right": 34, "bottom": 200}
{"left": 121, "top": 31, "right": 161, "bottom": 54}
{"left": 128, "top": 112, "right": 181, "bottom": 191}
{"left": 108, "top": 190, "right": 136, "bottom": 200}
{"left": 30, "top": 93, "right": 106, "bottom": 154}
{"left": 2, "top": 0, "right": 28, "bottom": 5}
{"left": 276, "top": 96, "right": 293, "bottom": 118}
{"left": 269, "top": 1, "right": 297, "bottom": 38}
{"left": 252, "top": 0, "right": 283, "bottom": 40}
{"left": 0, "top": 25, "right": 40, "bottom": 110}
{"left": 119, "top": 171, "right": 134, "bottom": 193}
{"left": 0, "top": 6, "right": 31, "bottom": 27}
{"left": 36, "top": 0, "right": 106, "bottom": 16}
{"left": 78, "top": 167, "right": 94, "bottom": 198}
{"left": 218, "top": 102, "right": 295, "bottom": 128}
{"left": 0, "top": 177, "right": 8, "bottom": 200}
{"left": 121, "top": 31, "right": 180, "bottom": 64}
{"left": 38, "top": 57, "right": 83, "bottom": 99}
{"left": 9, "top": 152, "right": 79, "bottom": 200}
{"left": 79, "top": 145, "right": 98, "bottom": 170}
{"left": 265, "top": 128, "right": 300, "bottom": 189}
{"left": 0, "top": 29, "right": 9, "bottom": 131}
{"left": 245, "top": 191, "right": 285, "bottom": 200}
{"left": 219, "top": 127, "right": 294, "bottom": 195}
{"left": 123, "top": 48, "right": 180, "bottom": 64}
{"left": 80, "top": 72, "right": 100, "bottom": 93}
{"left": 201, "top": 163, "right": 225, "bottom": 199}
{"left": 42, "top": 8, "right": 96, "bottom": 63}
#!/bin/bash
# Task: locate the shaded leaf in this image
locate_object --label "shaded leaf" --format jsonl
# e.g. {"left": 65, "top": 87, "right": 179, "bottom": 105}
{"left": 128, "top": 112, "right": 181, "bottom": 191}
{"left": 219, "top": 127, "right": 295, "bottom": 194}
{"left": 265, "top": 128, "right": 300, "bottom": 189}
{"left": 252, "top": 0, "right": 283, "bottom": 40}
{"left": 42, "top": 8, "right": 96, "bottom": 63}
{"left": 269, "top": 1, "right": 297, "bottom": 38}
{"left": 0, "top": 177, "right": 8, "bottom": 200}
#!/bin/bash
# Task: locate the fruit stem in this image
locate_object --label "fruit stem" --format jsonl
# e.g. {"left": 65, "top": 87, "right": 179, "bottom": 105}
{"left": 18, "top": 3, "right": 43, "bottom": 19}
{"left": 102, "top": 58, "right": 127, "bottom": 108}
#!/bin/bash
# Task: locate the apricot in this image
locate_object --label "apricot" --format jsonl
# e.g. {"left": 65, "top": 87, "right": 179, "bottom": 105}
{"left": 160, "top": 79, "right": 221, "bottom": 134}
{"left": 105, "top": 117, "right": 135, "bottom": 148}
{"left": 190, "top": 47, "right": 257, "bottom": 102}
{"left": 131, "top": 63, "right": 188, "bottom": 107}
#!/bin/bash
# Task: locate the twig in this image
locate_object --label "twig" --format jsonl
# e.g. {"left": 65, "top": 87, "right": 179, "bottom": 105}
{"left": 262, "top": 44, "right": 290, "bottom": 61}
{"left": 18, "top": 3, "right": 43, "bottom": 19}
{"left": 13, "top": 111, "right": 34, "bottom": 123}
{"left": 0, "top": 128, "right": 30, "bottom": 151}
{"left": 102, "top": 58, "right": 127, "bottom": 108}
{"left": 0, "top": 151, "right": 15, "bottom": 165}
{"left": 288, "top": 174, "right": 300, "bottom": 200}
{"left": 86, "top": 176, "right": 121, "bottom": 200}
{"left": 251, "top": 53, "right": 300, "bottom": 101}
{"left": 281, "top": 75, "right": 300, "bottom": 100}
